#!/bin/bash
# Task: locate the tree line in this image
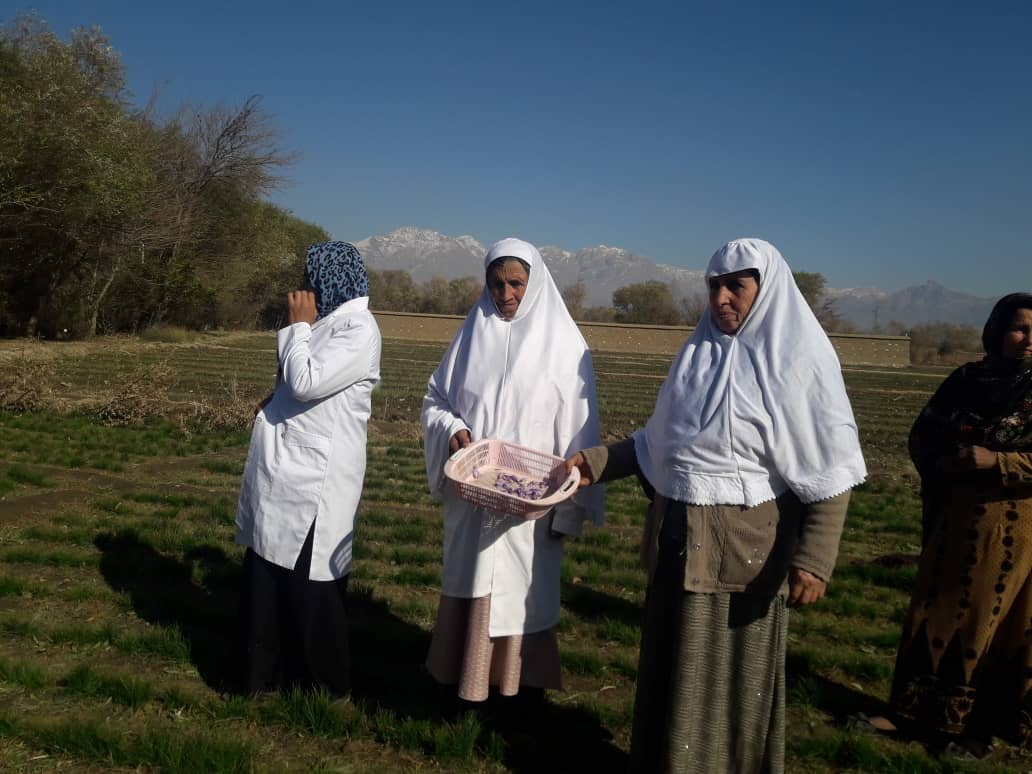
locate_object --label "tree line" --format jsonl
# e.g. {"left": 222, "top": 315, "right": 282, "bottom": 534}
{"left": 0, "top": 14, "right": 326, "bottom": 338}
{"left": 368, "top": 270, "right": 835, "bottom": 328}
{"left": 0, "top": 15, "right": 980, "bottom": 364}
{"left": 0, "top": 17, "right": 853, "bottom": 338}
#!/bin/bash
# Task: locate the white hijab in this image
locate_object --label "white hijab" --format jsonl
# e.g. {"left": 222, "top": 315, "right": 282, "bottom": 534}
{"left": 634, "top": 238, "right": 866, "bottom": 506}
{"left": 423, "top": 238, "right": 604, "bottom": 523}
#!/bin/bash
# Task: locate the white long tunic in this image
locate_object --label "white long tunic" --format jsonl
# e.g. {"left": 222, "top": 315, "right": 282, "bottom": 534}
{"left": 422, "top": 238, "right": 604, "bottom": 637}
{"left": 236, "top": 296, "right": 381, "bottom": 580}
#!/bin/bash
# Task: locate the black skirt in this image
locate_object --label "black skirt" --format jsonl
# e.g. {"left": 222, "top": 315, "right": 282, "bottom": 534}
{"left": 239, "top": 522, "right": 351, "bottom": 695}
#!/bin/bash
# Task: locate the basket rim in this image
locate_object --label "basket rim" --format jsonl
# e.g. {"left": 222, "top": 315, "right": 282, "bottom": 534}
{"left": 442, "top": 438, "right": 578, "bottom": 514}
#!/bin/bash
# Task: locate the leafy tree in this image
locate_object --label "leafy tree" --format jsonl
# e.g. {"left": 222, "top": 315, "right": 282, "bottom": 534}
{"left": 679, "top": 294, "right": 707, "bottom": 325}
{"left": 368, "top": 269, "right": 421, "bottom": 312}
{"left": 579, "top": 306, "right": 616, "bottom": 322}
{"left": 447, "top": 277, "right": 481, "bottom": 315}
{"left": 612, "top": 281, "right": 681, "bottom": 325}
{"left": 790, "top": 271, "right": 848, "bottom": 331}
{"left": 421, "top": 277, "right": 452, "bottom": 314}
{"left": 792, "top": 271, "right": 827, "bottom": 310}
{"left": 0, "top": 14, "right": 311, "bottom": 337}
{"left": 909, "top": 323, "right": 981, "bottom": 364}
{"left": 0, "top": 15, "right": 152, "bottom": 336}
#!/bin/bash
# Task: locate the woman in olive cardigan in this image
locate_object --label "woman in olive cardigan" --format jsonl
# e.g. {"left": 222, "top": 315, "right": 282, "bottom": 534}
{"left": 568, "top": 238, "right": 866, "bottom": 774}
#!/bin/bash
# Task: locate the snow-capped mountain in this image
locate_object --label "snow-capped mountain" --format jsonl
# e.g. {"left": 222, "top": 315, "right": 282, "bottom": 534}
{"left": 825, "top": 281, "right": 996, "bottom": 329}
{"left": 355, "top": 228, "right": 485, "bottom": 281}
{"left": 355, "top": 227, "right": 998, "bottom": 328}
{"left": 355, "top": 228, "right": 706, "bottom": 307}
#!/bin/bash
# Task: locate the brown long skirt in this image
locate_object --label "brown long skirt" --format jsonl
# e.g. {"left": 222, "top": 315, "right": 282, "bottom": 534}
{"left": 890, "top": 477, "right": 1032, "bottom": 747}
{"left": 425, "top": 594, "right": 562, "bottom": 701}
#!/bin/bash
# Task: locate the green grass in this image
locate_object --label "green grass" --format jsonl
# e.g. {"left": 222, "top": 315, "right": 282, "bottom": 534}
{"left": 201, "top": 459, "right": 244, "bottom": 476}
{"left": 0, "top": 575, "right": 28, "bottom": 596}
{"left": 0, "top": 716, "right": 255, "bottom": 773}
{"left": 0, "top": 547, "right": 98, "bottom": 568}
{"left": 62, "top": 664, "right": 155, "bottom": 708}
{"left": 0, "top": 334, "right": 1025, "bottom": 772}
{"left": 0, "top": 657, "right": 47, "bottom": 690}
{"left": 5, "top": 464, "right": 52, "bottom": 486}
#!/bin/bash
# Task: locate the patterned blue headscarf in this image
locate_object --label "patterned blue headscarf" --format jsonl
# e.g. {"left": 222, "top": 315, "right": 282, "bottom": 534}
{"left": 305, "top": 241, "right": 370, "bottom": 319}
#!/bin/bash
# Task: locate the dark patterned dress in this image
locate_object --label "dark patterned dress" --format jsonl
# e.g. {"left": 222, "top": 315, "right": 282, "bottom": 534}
{"left": 890, "top": 356, "right": 1032, "bottom": 747}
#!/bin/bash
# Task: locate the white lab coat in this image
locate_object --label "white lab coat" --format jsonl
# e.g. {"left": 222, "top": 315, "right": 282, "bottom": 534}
{"left": 236, "top": 296, "right": 381, "bottom": 581}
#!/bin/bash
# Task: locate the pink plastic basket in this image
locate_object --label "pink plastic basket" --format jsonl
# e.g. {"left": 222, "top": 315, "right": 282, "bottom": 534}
{"left": 443, "top": 439, "right": 580, "bottom": 519}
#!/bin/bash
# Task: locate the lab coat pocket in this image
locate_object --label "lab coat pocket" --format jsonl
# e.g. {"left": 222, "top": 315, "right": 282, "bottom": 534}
{"left": 265, "top": 425, "right": 332, "bottom": 518}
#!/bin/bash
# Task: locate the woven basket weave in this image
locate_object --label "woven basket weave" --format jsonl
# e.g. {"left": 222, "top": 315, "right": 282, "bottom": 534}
{"left": 443, "top": 439, "right": 580, "bottom": 519}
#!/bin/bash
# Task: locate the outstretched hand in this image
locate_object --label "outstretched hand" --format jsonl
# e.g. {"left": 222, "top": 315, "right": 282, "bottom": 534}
{"left": 787, "top": 567, "right": 827, "bottom": 607}
{"left": 565, "top": 452, "right": 594, "bottom": 488}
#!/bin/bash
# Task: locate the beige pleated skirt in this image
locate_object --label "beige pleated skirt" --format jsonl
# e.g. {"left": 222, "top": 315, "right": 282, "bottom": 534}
{"left": 425, "top": 594, "right": 562, "bottom": 701}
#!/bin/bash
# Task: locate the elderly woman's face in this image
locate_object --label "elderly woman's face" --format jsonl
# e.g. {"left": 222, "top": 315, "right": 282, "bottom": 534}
{"left": 1001, "top": 307, "right": 1032, "bottom": 360}
{"left": 708, "top": 270, "right": 760, "bottom": 334}
{"left": 488, "top": 259, "right": 529, "bottom": 320}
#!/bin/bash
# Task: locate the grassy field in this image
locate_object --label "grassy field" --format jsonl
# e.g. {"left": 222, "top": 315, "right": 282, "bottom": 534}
{"left": 0, "top": 331, "right": 1024, "bottom": 772}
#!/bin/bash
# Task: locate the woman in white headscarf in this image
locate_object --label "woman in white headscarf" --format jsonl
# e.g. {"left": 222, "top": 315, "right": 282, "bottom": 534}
{"left": 422, "top": 237, "right": 604, "bottom": 709}
{"left": 568, "top": 238, "right": 866, "bottom": 773}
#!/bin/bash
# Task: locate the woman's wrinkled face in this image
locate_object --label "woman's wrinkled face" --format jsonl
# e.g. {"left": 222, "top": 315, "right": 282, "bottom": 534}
{"left": 1001, "top": 307, "right": 1032, "bottom": 360}
{"left": 488, "top": 259, "right": 529, "bottom": 320}
{"left": 708, "top": 270, "right": 760, "bottom": 334}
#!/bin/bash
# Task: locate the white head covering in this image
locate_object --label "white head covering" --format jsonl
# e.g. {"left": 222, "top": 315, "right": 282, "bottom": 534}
{"left": 423, "top": 237, "right": 604, "bottom": 520}
{"left": 633, "top": 238, "right": 866, "bottom": 506}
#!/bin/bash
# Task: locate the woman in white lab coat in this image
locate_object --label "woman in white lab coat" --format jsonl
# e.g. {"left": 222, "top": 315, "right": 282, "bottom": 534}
{"left": 421, "top": 237, "right": 604, "bottom": 707}
{"left": 236, "top": 241, "right": 381, "bottom": 695}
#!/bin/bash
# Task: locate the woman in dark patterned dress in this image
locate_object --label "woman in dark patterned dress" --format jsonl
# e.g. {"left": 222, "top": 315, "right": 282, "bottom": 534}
{"left": 889, "top": 292, "right": 1032, "bottom": 757}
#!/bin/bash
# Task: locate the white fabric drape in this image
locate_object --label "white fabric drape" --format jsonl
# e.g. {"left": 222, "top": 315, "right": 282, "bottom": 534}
{"left": 634, "top": 238, "right": 867, "bottom": 506}
{"left": 422, "top": 237, "right": 604, "bottom": 636}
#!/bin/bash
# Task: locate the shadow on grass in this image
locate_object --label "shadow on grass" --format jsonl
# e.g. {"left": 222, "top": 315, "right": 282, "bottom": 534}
{"left": 785, "top": 650, "right": 889, "bottom": 721}
{"left": 347, "top": 583, "right": 433, "bottom": 716}
{"left": 348, "top": 584, "right": 628, "bottom": 772}
{"left": 491, "top": 699, "right": 628, "bottom": 773}
{"left": 95, "top": 530, "right": 240, "bottom": 691}
{"left": 561, "top": 580, "right": 642, "bottom": 627}
{"left": 95, "top": 532, "right": 625, "bottom": 769}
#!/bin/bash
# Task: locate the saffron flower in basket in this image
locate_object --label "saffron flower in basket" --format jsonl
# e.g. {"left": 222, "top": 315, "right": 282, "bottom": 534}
{"left": 443, "top": 438, "right": 580, "bottom": 518}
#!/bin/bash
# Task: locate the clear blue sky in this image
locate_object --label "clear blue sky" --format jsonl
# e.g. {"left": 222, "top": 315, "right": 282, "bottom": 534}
{"left": 9, "top": 1, "right": 1032, "bottom": 296}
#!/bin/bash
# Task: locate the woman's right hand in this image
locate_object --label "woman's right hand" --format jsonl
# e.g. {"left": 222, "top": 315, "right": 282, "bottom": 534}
{"left": 940, "top": 444, "right": 998, "bottom": 472}
{"left": 449, "top": 429, "right": 472, "bottom": 455}
{"left": 565, "top": 452, "right": 594, "bottom": 487}
{"left": 287, "top": 290, "right": 318, "bottom": 325}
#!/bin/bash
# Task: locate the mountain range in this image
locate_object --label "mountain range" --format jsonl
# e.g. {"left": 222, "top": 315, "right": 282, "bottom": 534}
{"left": 355, "top": 227, "right": 997, "bottom": 329}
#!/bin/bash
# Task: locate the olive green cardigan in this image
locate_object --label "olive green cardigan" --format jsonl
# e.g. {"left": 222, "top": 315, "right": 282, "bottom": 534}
{"left": 580, "top": 438, "right": 851, "bottom": 593}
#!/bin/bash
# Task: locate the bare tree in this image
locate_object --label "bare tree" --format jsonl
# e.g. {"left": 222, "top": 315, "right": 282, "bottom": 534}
{"left": 561, "top": 282, "right": 587, "bottom": 319}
